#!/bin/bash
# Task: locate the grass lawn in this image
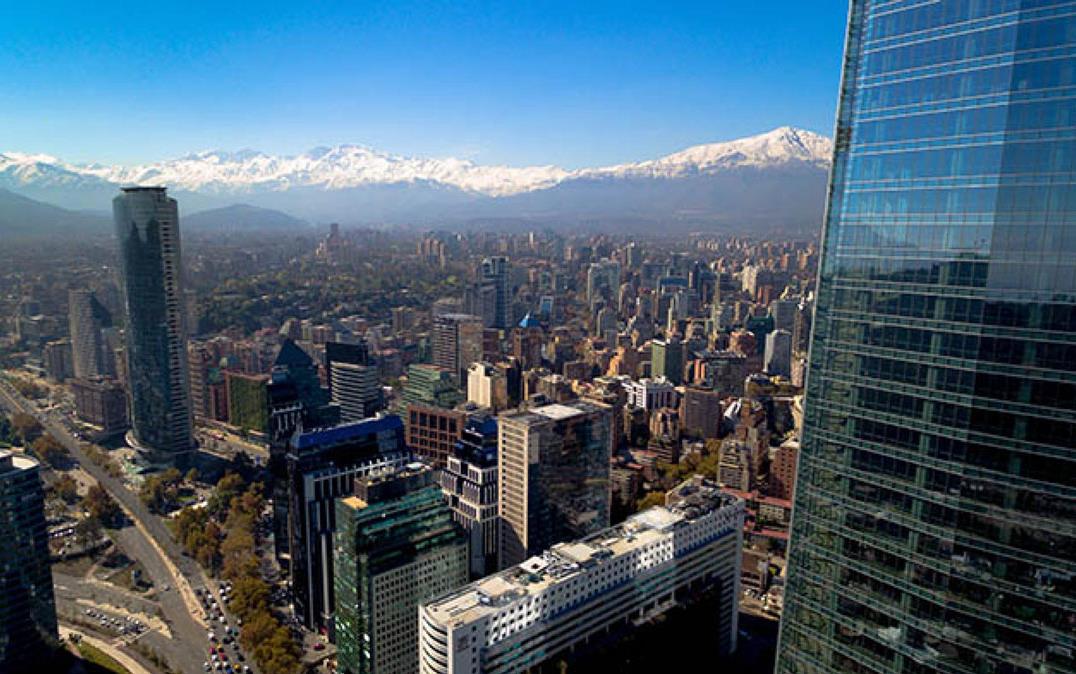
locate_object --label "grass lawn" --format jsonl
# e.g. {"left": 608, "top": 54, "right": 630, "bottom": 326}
{"left": 77, "top": 641, "right": 130, "bottom": 674}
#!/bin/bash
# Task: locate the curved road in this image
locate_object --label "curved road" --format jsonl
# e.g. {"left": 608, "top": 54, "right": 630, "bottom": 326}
{"left": 0, "top": 381, "right": 210, "bottom": 674}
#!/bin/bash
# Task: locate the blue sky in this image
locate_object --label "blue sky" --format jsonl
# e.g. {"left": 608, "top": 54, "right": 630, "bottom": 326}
{"left": 0, "top": 1, "right": 849, "bottom": 168}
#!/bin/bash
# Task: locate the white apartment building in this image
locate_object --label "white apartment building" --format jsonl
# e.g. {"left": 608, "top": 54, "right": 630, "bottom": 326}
{"left": 419, "top": 476, "right": 744, "bottom": 674}
{"left": 623, "top": 376, "right": 677, "bottom": 411}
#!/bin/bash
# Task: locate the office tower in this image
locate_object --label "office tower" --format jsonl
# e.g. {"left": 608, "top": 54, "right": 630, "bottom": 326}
{"left": 401, "top": 364, "right": 465, "bottom": 411}
{"left": 70, "top": 377, "right": 129, "bottom": 435}
{"left": 791, "top": 296, "right": 813, "bottom": 355}
{"left": 43, "top": 338, "right": 74, "bottom": 382}
{"left": 432, "top": 313, "right": 484, "bottom": 384}
{"left": 779, "top": 5, "right": 1076, "bottom": 674}
{"left": 0, "top": 451, "right": 58, "bottom": 669}
{"left": 586, "top": 259, "right": 622, "bottom": 309}
{"left": 497, "top": 401, "right": 612, "bottom": 568}
{"left": 651, "top": 336, "right": 684, "bottom": 385}
{"left": 763, "top": 328, "right": 792, "bottom": 379}
{"left": 113, "top": 187, "right": 193, "bottom": 460}
{"left": 327, "top": 341, "right": 382, "bottom": 422}
{"left": 334, "top": 464, "right": 468, "bottom": 674}
{"left": 187, "top": 342, "right": 214, "bottom": 421}
{"left": 419, "top": 477, "right": 744, "bottom": 674}
{"left": 68, "top": 289, "right": 115, "bottom": 379}
{"left": 769, "top": 298, "right": 797, "bottom": 333}
{"left": 267, "top": 338, "right": 339, "bottom": 561}
{"left": 286, "top": 417, "right": 409, "bottom": 632}
{"left": 680, "top": 386, "right": 723, "bottom": 440}
{"left": 440, "top": 414, "right": 499, "bottom": 578}
{"left": 480, "top": 256, "right": 511, "bottom": 329}
{"left": 466, "top": 362, "right": 508, "bottom": 411}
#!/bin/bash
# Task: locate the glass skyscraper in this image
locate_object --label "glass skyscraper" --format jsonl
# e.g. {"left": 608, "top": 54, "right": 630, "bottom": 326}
{"left": 113, "top": 186, "right": 193, "bottom": 461}
{"left": 779, "top": 3, "right": 1075, "bottom": 674}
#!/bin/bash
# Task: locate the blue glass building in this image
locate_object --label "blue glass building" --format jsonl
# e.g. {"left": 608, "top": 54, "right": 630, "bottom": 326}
{"left": 779, "top": 3, "right": 1076, "bottom": 674}
{"left": 113, "top": 187, "right": 193, "bottom": 460}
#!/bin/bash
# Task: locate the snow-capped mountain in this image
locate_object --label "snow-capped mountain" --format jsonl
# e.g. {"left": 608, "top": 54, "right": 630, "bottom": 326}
{"left": 0, "top": 127, "right": 829, "bottom": 197}
{"left": 0, "top": 127, "right": 832, "bottom": 232}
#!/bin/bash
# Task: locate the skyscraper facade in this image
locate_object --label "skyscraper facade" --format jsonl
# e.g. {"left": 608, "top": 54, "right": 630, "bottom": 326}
{"left": 432, "top": 313, "right": 484, "bottom": 384}
{"left": 0, "top": 451, "right": 57, "bottom": 670}
{"left": 68, "top": 289, "right": 115, "bottom": 379}
{"left": 498, "top": 401, "right": 612, "bottom": 568}
{"left": 113, "top": 187, "right": 193, "bottom": 460}
{"left": 480, "top": 256, "right": 511, "bottom": 329}
{"left": 779, "top": 4, "right": 1076, "bottom": 674}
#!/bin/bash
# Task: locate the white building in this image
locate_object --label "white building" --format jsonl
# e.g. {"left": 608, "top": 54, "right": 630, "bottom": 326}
{"left": 419, "top": 476, "right": 744, "bottom": 674}
{"left": 622, "top": 376, "right": 677, "bottom": 411}
{"left": 467, "top": 362, "right": 508, "bottom": 411}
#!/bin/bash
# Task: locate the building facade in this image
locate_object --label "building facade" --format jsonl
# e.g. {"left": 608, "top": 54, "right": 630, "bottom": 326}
{"left": 440, "top": 414, "right": 499, "bottom": 578}
{"left": 334, "top": 465, "right": 468, "bottom": 674}
{"left": 286, "top": 417, "right": 409, "bottom": 632}
{"left": 433, "top": 313, "right": 484, "bottom": 384}
{"left": 71, "top": 377, "right": 129, "bottom": 434}
{"left": 419, "top": 476, "right": 744, "bottom": 674}
{"left": 497, "top": 401, "right": 612, "bottom": 568}
{"left": 779, "top": 4, "right": 1076, "bottom": 674}
{"left": 113, "top": 187, "right": 193, "bottom": 460}
{"left": 0, "top": 451, "right": 57, "bottom": 670}
{"left": 68, "top": 289, "right": 115, "bottom": 380}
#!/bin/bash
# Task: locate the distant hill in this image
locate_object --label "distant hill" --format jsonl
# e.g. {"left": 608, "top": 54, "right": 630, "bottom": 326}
{"left": 182, "top": 204, "right": 310, "bottom": 232}
{"left": 0, "top": 187, "right": 109, "bottom": 239}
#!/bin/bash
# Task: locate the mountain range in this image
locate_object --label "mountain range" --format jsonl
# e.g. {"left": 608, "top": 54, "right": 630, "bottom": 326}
{"left": 0, "top": 126, "right": 832, "bottom": 236}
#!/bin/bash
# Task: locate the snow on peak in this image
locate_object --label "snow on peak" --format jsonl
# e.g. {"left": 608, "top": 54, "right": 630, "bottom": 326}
{"left": 0, "top": 127, "right": 831, "bottom": 197}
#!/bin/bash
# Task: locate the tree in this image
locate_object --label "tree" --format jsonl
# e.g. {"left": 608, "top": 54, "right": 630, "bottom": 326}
{"left": 11, "top": 413, "right": 42, "bottom": 444}
{"left": 83, "top": 484, "right": 123, "bottom": 528}
{"left": 74, "top": 516, "right": 103, "bottom": 549}
{"left": 207, "top": 472, "right": 246, "bottom": 517}
{"left": 184, "top": 467, "right": 200, "bottom": 484}
{"left": 50, "top": 474, "right": 79, "bottom": 504}
{"left": 31, "top": 434, "right": 69, "bottom": 468}
{"left": 636, "top": 491, "right": 666, "bottom": 512}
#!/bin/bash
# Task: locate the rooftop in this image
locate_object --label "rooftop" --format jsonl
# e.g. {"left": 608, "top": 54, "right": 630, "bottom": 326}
{"left": 424, "top": 476, "right": 739, "bottom": 627}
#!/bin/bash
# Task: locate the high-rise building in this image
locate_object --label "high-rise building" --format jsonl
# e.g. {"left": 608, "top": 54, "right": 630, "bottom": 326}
{"left": 285, "top": 417, "right": 409, "bottom": 632}
{"left": 763, "top": 328, "right": 792, "bottom": 379}
{"left": 680, "top": 386, "right": 723, "bottom": 440}
{"left": 466, "top": 361, "right": 508, "bottom": 411}
{"left": 440, "top": 414, "right": 499, "bottom": 578}
{"left": 433, "top": 313, "right": 484, "bottom": 384}
{"left": 68, "top": 289, "right": 115, "bottom": 379}
{"left": 401, "top": 364, "right": 465, "bottom": 411}
{"left": 0, "top": 451, "right": 57, "bottom": 670}
{"left": 43, "top": 338, "right": 74, "bottom": 382}
{"left": 327, "top": 341, "right": 382, "bottom": 422}
{"left": 480, "top": 256, "right": 511, "bottom": 329}
{"left": 419, "top": 477, "right": 744, "bottom": 674}
{"left": 334, "top": 464, "right": 468, "bottom": 674}
{"left": 497, "top": 401, "right": 612, "bottom": 568}
{"left": 225, "top": 371, "right": 269, "bottom": 434}
{"left": 586, "top": 260, "right": 622, "bottom": 310}
{"left": 650, "top": 337, "right": 684, "bottom": 385}
{"left": 779, "top": 5, "right": 1076, "bottom": 674}
{"left": 113, "top": 187, "right": 193, "bottom": 460}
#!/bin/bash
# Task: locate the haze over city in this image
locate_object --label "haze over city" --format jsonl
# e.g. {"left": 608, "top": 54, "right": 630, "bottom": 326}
{"left": 0, "top": 4, "right": 1073, "bottom": 674}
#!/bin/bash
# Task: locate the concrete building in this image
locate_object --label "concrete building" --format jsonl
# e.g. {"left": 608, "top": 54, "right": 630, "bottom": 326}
{"left": 402, "top": 364, "right": 465, "bottom": 411}
{"left": 334, "top": 464, "right": 468, "bottom": 674}
{"left": 70, "top": 377, "right": 129, "bottom": 435}
{"left": 433, "top": 313, "right": 484, "bottom": 384}
{"left": 113, "top": 187, "right": 193, "bottom": 461}
{"left": 467, "top": 362, "right": 508, "bottom": 411}
{"left": 680, "top": 387, "right": 723, "bottom": 440}
{"left": 406, "top": 404, "right": 467, "bottom": 469}
{"left": 650, "top": 337, "right": 683, "bottom": 385}
{"left": 497, "top": 401, "right": 612, "bottom": 568}
{"left": 0, "top": 451, "right": 57, "bottom": 670}
{"left": 43, "top": 338, "right": 74, "bottom": 382}
{"left": 768, "top": 439, "right": 798, "bottom": 501}
{"left": 419, "top": 476, "right": 744, "bottom": 674}
{"left": 622, "top": 377, "right": 676, "bottom": 412}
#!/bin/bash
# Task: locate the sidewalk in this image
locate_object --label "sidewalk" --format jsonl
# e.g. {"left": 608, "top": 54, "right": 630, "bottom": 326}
{"left": 60, "top": 625, "right": 154, "bottom": 674}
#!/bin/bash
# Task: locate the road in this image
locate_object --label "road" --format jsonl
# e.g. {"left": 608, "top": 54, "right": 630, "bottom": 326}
{"left": 0, "top": 380, "right": 210, "bottom": 674}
